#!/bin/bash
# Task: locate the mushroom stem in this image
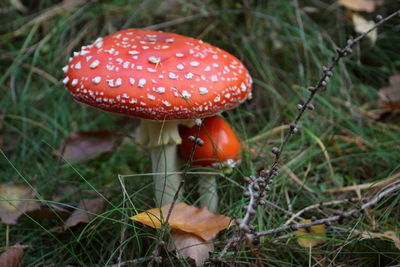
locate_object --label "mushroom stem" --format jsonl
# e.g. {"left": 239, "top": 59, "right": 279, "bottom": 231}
{"left": 151, "top": 144, "right": 182, "bottom": 206}
{"left": 136, "top": 119, "right": 194, "bottom": 206}
{"left": 198, "top": 175, "right": 218, "bottom": 212}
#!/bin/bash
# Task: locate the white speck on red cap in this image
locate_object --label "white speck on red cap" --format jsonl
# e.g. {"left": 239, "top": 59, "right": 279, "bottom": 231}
{"left": 92, "top": 76, "right": 101, "bottom": 84}
{"left": 63, "top": 29, "right": 252, "bottom": 120}
{"left": 90, "top": 60, "right": 100, "bottom": 69}
{"left": 138, "top": 78, "right": 146, "bottom": 87}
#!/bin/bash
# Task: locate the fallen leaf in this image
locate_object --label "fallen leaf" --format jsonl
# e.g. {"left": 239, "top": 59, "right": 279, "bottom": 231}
{"left": 55, "top": 131, "right": 121, "bottom": 164}
{"left": 0, "top": 183, "right": 40, "bottom": 225}
{"left": 390, "top": 74, "right": 400, "bottom": 87}
{"left": 379, "top": 75, "right": 400, "bottom": 110}
{"left": 9, "top": 0, "right": 27, "bottom": 13}
{"left": 168, "top": 229, "right": 214, "bottom": 266}
{"left": 0, "top": 244, "right": 26, "bottom": 267}
{"left": 352, "top": 13, "right": 377, "bottom": 43}
{"left": 356, "top": 230, "right": 400, "bottom": 250}
{"left": 296, "top": 220, "right": 326, "bottom": 248}
{"left": 384, "top": 231, "right": 400, "bottom": 251}
{"left": 0, "top": 110, "right": 3, "bottom": 148}
{"left": 131, "top": 203, "right": 234, "bottom": 241}
{"left": 64, "top": 198, "right": 104, "bottom": 230}
{"left": 338, "top": 0, "right": 382, "bottom": 13}
{"left": 26, "top": 203, "right": 73, "bottom": 220}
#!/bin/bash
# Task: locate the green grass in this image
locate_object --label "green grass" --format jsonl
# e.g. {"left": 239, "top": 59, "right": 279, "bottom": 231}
{"left": 1, "top": 0, "right": 400, "bottom": 266}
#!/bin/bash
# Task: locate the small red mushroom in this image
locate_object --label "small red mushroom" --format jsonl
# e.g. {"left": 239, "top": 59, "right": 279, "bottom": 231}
{"left": 178, "top": 116, "right": 242, "bottom": 211}
{"left": 63, "top": 29, "right": 252, "bottom": 206}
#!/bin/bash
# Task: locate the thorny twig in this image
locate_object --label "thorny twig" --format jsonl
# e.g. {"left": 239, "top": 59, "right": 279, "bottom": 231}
{"left": 284, "top": 198, "right": 359, "bottom": 225}
{"left": 251, "top": 180, "right": 400, "bottom": 238}
{"left": 217, "top": 9, "right": 400, "bottom": 262}
{"left": 149, "top": 118, "right": 203, "bottom": 264}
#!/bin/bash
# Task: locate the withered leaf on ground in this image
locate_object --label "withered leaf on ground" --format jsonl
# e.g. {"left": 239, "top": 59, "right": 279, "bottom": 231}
{"left": 26, "top": 203, "right": 73, "bottom": 220}
{"left": 168, "top": 229, "right": 214, "bottom": 266}
{"left": 356, "top": 230, "right": 400, "bottom": 251}
{"left": 0, "top": 244, "right": 26, "bottom": 267}
{"left": 295, "top": 219, "right": 326, "bottom": 248}
{"left": 0, "top": 183, "right": 40, "bottom": 225}
{"left": 379, "top": 74, "right": 400, "bottom": 110}
{"left": 131, "top": 202, "right": 234, "bottom": 241}
{"left": 64, "top": 198, "right": 105, "bottom": 230}
{"left": 0, "top": 110, "right": 3, "bottom": 148}
{"left": 9, "top": 0, "right": 27, "bottom": 13}
{"left": 338, "top": 0, "right": 382, "bottom": 13}
{"left": 55, "top": 131, "right": 121, "bottom": 164}
{"left": 352, "top": 13, "right": 377, "bottom": 44}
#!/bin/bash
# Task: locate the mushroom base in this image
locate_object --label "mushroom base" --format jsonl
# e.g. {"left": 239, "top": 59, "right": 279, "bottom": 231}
{"left": 198, "top": 175, "right": 218, "bottom": 212}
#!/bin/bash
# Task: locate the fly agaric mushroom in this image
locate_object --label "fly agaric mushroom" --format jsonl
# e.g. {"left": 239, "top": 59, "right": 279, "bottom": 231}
{"left": 178, "top": 116, "right": 242, "bottom": 212}
{"left": 62, "top": 29, "right": 252, "bottom": 206}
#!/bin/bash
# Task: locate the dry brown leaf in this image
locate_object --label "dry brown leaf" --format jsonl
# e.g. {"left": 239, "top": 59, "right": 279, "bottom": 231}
{"left": 55, "top": 131, "right": 121, "bottom": 164}
{"left": 0, "top": 183, "right": 40, "bottom": 225}
{"left": 356, "top": 230, "right": 400, "bottom": 250}
{"left": 390, "top": 74, "right": 400, "bottom": 88}
{"left": 27, "top": 203, "right": 72, "bottom": 220}
{"left": 168, "top": 229, "right": 214, "bottom": 266}
{"left": 379, "top": 87, "right": 400, "bottom": 109}
{"left": 131, "top": 203, "right": 234, "bottom": 241}
{"left": 64, "top": 198, "right": 104, "bottom": 230}
{"left": 379, "top": 75, "right": 400, "bottom": 110}
{"left": 296, "top": 220, "right": 326, "bottom": 248}
{"left": 338, "top": 0, "right": 382, "bottom": 13}
{"left": 352, "top": 13, "right": 377, "bottom": 43}
{"left": 0, "top": 110, "right": 3, "bottom": 148}
{"left": 0, "top": 244, "right": 26, "bottom": 267}
{"left": 9, "top": 0, "right": 27, "bottom": 13}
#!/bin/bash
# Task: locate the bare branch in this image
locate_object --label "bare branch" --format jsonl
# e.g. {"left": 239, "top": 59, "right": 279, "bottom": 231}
{"left": 253, "top": 180, "right": 400, "bottom": 238}
{"left": 217, "top": 9, "right": 400, "bottom": 261}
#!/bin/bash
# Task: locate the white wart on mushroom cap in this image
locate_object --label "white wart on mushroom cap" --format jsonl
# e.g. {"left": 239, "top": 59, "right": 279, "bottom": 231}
{"left": 63, "top": 29, "right": 252, "bottom": 120}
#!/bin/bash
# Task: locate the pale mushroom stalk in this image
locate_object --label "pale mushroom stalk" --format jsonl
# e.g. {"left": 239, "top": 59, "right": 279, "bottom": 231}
{"left": 136, "top": 119, "right": 193, "bottom": 206}
{"left": 198, "top": 175, "right": 218, "bottom": 212}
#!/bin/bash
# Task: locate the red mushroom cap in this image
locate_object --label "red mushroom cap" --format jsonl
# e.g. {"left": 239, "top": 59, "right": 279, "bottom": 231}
{"left": 178, "top": 116, "right": 242, "bottom": 167}
{"left": 63, "top": 29, "right": 252, "bottom": 120}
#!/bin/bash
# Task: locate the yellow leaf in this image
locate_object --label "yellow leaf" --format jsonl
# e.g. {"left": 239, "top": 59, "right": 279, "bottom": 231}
{"left": 131, "top": 202, "right": 234, "bottom": 241}
{"left": 296, "top": 220, "right": 326, "bottom": 248}
{"left": 338, "top": 0, "right": 382, "bottom": 13}
{"left": 352, "top": 13, "right": 377, "bottom": 44}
